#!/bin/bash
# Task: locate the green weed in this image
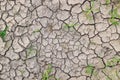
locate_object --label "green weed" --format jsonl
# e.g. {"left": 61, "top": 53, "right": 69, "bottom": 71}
{"left": 106, "top": 0, "right": 111, "bottom": 5}
{"left": 0, "top": 25, "right": 8, "bottom": 42}
{"left": 85, "top": 64, "right": 94, "bottom": 75}
{"left": 42, "top": 64, "right": 60, "bottom": 80}
{"left": 26, "top": 46, "right": 36, "bottom": 58}
{"left": 64, "top": 23, "right": 78, "bottom": 29}
{"left": 19, "top": 70, "right": 25, "bottom": 75}
{"left": 85, "top": 8, "right": 93, "bottom": 20}
{"left": 32, "top": 29, "right": 40, "bottom": 33}
{"left": 106, "top": 77, "right": 111, "bottom": 80}
{"left": 42, "top": 64, "right": 53, "bottom": 80}
{"left": 109, "top": 8, "right": 120, "bottom": 26}
{"left": 109, "top": 18, "right": 119, "bottom": 25}
{"left": 92, "top": 69, "right": 98, "bottom": 76}
{"left": 84, "top": 0, "right": 95, "bottom": 20}
{"left": 106, "top": 57, "right": 120, "bottom": 67}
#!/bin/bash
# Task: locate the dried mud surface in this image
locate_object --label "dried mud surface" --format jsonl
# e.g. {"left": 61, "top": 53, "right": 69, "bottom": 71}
{"left": 0, "top": 0, "right": 120, "bottom": 80}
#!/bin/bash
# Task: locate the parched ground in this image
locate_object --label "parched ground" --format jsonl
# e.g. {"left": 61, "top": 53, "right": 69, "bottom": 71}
{"left": 0, "top": 0, "right": 120, "bottom": 80}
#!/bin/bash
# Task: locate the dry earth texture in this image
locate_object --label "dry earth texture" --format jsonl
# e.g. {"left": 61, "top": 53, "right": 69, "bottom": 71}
{"left": 1, "top": 0, "right": 120, "bottom": 80}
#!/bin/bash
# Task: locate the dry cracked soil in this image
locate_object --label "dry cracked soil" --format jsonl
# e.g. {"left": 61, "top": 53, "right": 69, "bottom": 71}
{"left": 1, "top": 0, "right": 120, "bottom": 80}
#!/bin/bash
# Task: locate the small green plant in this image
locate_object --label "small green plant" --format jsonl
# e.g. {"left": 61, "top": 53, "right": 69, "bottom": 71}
{"left": 42, "top": 64, "right": 60, "bottom": 80}
{"left": 109, "top": 18, "right": 119, "bottom": 25}
{"left": 84, "top": 0, "right": 95, "bottom": 20}
{"left": 64, "top": 23, "right": 78, "bottom": 29}
{"left": 85, "top": 8, "right": 93, "bottom": 20}
{"left": 85, "top": 64, "right": 94, "bottom": 75}
{"left": 106, "top": 57, "right": 120, "bottom": 67}
{"left": 106, "top": 77, "right": 111, "bottom": 80}
{"left": 0, "top": 25, "right": 8, "bottom": 42}
{"left": 106, "top": 0, "right": 111, "bottom": 5}
{"left": 103, "top": 68, "right": 120, "bottom": 80}
{"left": 19, "top": 70, "right": 25, "bottom": 75}
{"left": 109, "top": 8, "right": 120, "bottom": 26}
{"left": 32, "top": 29, "right": 40, "bottom": 33}
{"left": 85, "top": 0, "right": 100, "bottom": 20}
{"left": 42, "top": 64, "right": 53, "bottom": 80}
{"left": 92, "top": 69, "right": 98, "bottom": 76}
{"left": 26, "top": 46, "right": 36, "bottom": 58}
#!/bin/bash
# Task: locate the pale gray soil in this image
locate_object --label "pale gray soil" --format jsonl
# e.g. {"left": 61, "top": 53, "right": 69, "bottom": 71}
{"left": 0, "top": 0, "right": 120, "bottom": 80}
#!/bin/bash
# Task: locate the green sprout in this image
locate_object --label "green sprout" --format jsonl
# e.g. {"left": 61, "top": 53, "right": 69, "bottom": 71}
{"left": 84, "top": 0, "right": 95, "bottom": 20}
{"left": 106, "top": 57, "right": 120, "bottom": 67}
{"left": 42, "top": 64, "right": 53, "bottom": 80}
{"left": 26, "top": 46, "right": 36, "bottom": 58}
{"left": 85, "top": 8, "right": 93, "bottom": 20}
{"left": 85, "top": 64, "right": 94, "bottom": 75}
{"left": 92, "top": 69, "right": 98, "bottom": 76}
{"left": 106, "top": 77, "right": 111, "bottom": 80}
{"left": 109, "top": 8, "right": 120, "bottom": 26}
{"left": 0, "top": 25, "right": 8, "bottom": 42}
{"left": 64, "top": 23, "right": 78, "bottom": 29}
{"left": 103, "top": 68, "right": 120, "bottom": 80}
{"left": 19, "top": 70, "right": 25, "bottom": 76}
{"left": 106, "top": 0, "right": 111, "bottom": 5}
{"left": 32, "top": 29, "right": 40, "bottom": 33}
{"left": 42, "top": 64, "right": 60, "bottom": 80}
